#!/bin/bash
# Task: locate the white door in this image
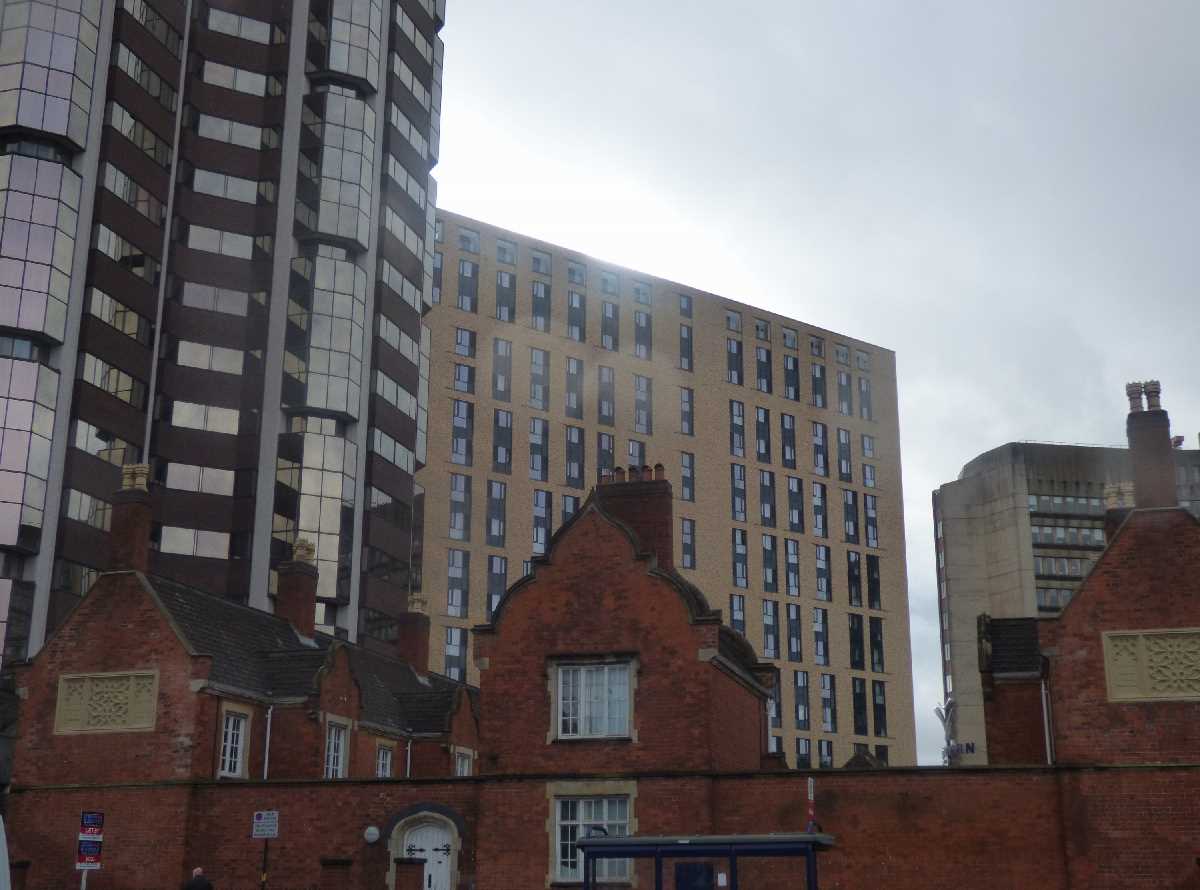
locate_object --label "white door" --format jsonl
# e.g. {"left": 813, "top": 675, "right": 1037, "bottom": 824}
{"left": 403, "top": 821, "right": 453, "bottom": 890}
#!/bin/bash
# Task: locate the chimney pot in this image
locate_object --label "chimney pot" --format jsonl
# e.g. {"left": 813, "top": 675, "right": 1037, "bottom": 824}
{"left": 1125, "top": 382, "right": 1144, "bottom": 412}
{"left": 1144, "top": 379, "right": 1162, "bottom": 410}
{"left": 1125, "top": 381, "right": 1177, "bottom": 509}
{"left": 628, "top": 465, "right": 641, "bottom": 481}
{"left": 653, "top": 463, "right": 666, "bottom": 481}
{"left": 275, "top": 537, "right": 319, "bottom": 638}
{"left": 109, "top": 463, "right": 153, "bottom": 572}
{"left": 613, "top": 467, "right": 626, "bottom": 482}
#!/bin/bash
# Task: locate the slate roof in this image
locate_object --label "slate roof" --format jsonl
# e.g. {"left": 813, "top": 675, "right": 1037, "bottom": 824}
{"left": 145, "top": 574, "right": 469, "bottom": 736}
{"left": 985, "top": 618, "right": 1043, "bottom": 675}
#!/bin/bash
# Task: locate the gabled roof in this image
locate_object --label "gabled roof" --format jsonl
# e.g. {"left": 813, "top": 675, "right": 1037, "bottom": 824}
{"left": 139, "top": 574, "right": 470, "bottom": 735}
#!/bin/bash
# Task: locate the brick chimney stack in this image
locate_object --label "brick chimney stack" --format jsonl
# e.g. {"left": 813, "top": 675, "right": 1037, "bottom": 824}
{"left": 275, "top": 539, "right": 318, "bottom": 638}
{"left": 595, "top": 463, "right": 675, "bottom": 572}
{"left": 1125, "top": 380, "right": 1178, "bottom": 509}
{"left": 110, "top": 463, "right": 152, "bottom": 573}
{"left": 395, "top": 594, "right": 431, "bottom": 673}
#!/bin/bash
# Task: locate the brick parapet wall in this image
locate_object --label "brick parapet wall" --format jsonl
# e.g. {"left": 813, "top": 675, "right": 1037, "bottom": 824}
{"left": 11, "top": 765, "right": 1200, "bottom": 889}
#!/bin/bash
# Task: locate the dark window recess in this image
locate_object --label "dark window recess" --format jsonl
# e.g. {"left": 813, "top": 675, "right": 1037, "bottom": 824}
{"left": 847, "top": 551, "right": 862, "bottom": 607}
{"left": 492, "top": 338, "right": 512, "bottom": 401}
{"left": 784, "top": 355, "right": 800, "bottom": 401}
{"left": 843, "top": 489, "right": 859, "bottom": 544}
{"left": 492, "top": 409, "right": 512, "bottom": 474}
{"left": 454, "top": 327, "right": 475, "bottom": 357}
{"left": 634, "top": 375, "right": 653, "bottom": 435}
{"left": 561, "top": 494, "right": 580, "bottom": 524}
{"left": 853, "top": 677, "right": 869, "bottom": 736}
{"left": 679, "top": 293, "right": 693, "bottom": 317}
{"left": 787, "top": 603, "right": 802, "bottom": 662}
{"left": 860, "top": 377, "right": 874, "bottom": 420}
{"left": 837, "top": 428, "right": 852, "bottom": 481}
{"left": 756, "top": 407, "right": 771, "bottom": 462}
{"left": 598, "top": 366, "right": 615, "bottom": 425}
{"left": 813, "top": 609, "right": 828, "bottom": 666}
{"left": 531, "top": 280, "right": 551, "bottom": 332}
{"left": 815, "top": 544, "right": 831, "bottom": 600}
{"left": 812, "top": 422, "right": 828, "bottom": 476}
{"left": 681, "top": 452, "right": 695, "bottom": 502}
{"left": 495, "top": 270, "right": 515, "bottom": 321}
{"left": 487, "top": 555, "right": 507, "bottom": 619}
{"left": 812, "top": 482, "right": 827, "bottom": 537}
{"left": 432, "top": 251, "right": 442, "bottom": 303}
{"left": 532, "top": 489, "right": 551, "bottom": 555}
{"left": 448, "top": 474, "right": 471, "bottom": 541}
{"left": 628, "top": 439, "right": 646, "bottom": 466}
{"left": 567, "top": 291, "right": 586, "bottom": 342}
{"left": 680, "top": 387, "right": 694, "bottom": 435}
{"left": 601, "top": 301, "right": 619, "bottom": 351}
{"left": 787, "top": 477, "right": 804, "bottom": 533}
{"left": 529, "top": 418, "right": 548, "bottom": 481}
{"left": 767, "top": 673, "right": 782, "bottom": 729}
{"left": 873, "top": 681, "right": 888, "bottom": 737}
{"left": 597, "top": 432, "right": 614, "bottom": 482}
{"left": 811, "top": 362, "right": 826, "bottom": 408}
{"left": 450, "top": 399, "right": 473, "bottom": 466}
{"left": 730, "top": 464, "right": 747, "bottom": 522}
{"left": 730, "top": 593, "right": 745, "bottom": 633}
{"left": 681, "top": 518, "right": 696, "bottom": 569}
{"left": 781, "top": 414, "right": 797, "bottom": 469}
{"left": 837, "top": 370, "right": 853, "bottom": 416}
{"left": 529, "top": 348, "right": 549, "bottom": 410}
{"left": 794, "top": 671, "right": 810, "bottom": 731}
{"left": 453, "top": 363, "right": 474, "bottom": 394}
{"left": 565, "top": 357, "right": 584, "bottom": 420}
{"left": 457, "top": 260, "right": 478, "bottom": 312}
{"left": 729, "top": 400, "right": 746, "bottom": 457}
{"left": 870, "top": 616, "right": 885, "bottom": 672}
{"left": 867, "top": 554, "right": 882, "bottom": 609}
{"left": 785, "top": 538, "right": 800, "bottom": 596}
{"left": 849, "top": 613, "right": 865, "bottom": 670}
{"left": 568, "top": 262, "right": 586, "bottom": 285}
{"left": 446, "top": 549, "right": 468, "bottom": 617}
{"left": 760, "top": 470, "right": 776, "bottom": 527}
{"left": 486, "top": 480, "right": 506, "bottom": 547}
{"left": 634, "top": 310, "right": 652, "bottom": 359}
{"left": 762, "top": 536, "right": 778, "bottom": 594}
{"left": 727, "top": 338, "right": 743, "bottom": 385}
{"left": 796, "top": 738, "right": 812, "bottom": 769}
{"left": 565, "top": 426, "right": 585, "bottom": 489}
{"left": 756, "top": 346, "right": 772, "bottom": 393}
{"left": 762, "top": 599, "right": 780, "bottom": 659}
{"left": 679, "top": 323, "right": 693, "bottom": 371}
{"left": 820, "top": 674, "right": 836, "bottom": 733}
{"left": 732, "top": 528, "right": 748, "bottom": 588}
{"left": 866, "top": 495, "right": 879, "bottom": 547}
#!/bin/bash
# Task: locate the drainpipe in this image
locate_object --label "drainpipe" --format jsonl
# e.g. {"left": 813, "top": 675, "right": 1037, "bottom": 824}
{"left": 405, "top": 734, "right": 413, "bottom": 778}
{"left": 263, "top": 704, "right": 274, "bottom": 780}
{"left": 1040, "top": 679, "right": 1055, "bottom": 765}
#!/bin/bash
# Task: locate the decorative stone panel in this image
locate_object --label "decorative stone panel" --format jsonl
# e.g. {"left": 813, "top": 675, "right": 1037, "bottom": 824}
{"left": 54, "top": 670, "right": 158, "bottom": 733}
{"left": 1103, "top": 630, "right": 1200, "bottom": 702}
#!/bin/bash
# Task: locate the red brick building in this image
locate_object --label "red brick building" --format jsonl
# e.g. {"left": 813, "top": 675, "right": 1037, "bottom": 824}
{"left": 9, "top": 386, "right": 1200, "bottom": 890}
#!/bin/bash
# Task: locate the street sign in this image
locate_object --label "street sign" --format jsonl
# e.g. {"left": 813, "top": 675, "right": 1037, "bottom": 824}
{"left": 252, "top": 811, "right": 279, "bottom": 840}
{"left": 77, "top": 812, "right": 104, "bottom": 871}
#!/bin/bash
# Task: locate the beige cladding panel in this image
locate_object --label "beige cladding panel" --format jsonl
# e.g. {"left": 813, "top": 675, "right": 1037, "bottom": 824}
{"left": 421, "top": 211, "right": 916, "bottom": 766}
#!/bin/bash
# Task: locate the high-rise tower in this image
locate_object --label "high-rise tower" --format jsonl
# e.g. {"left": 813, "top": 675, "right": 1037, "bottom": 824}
{"left": 0, "top": 0, "right": 445, "bottom": 663}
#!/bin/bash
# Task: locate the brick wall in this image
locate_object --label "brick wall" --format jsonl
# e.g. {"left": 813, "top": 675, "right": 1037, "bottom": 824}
{"left": 1050, "top": 510, "right": 1200, "bottom": 764}
{"left": 12, "top": 766, "right": 1200, "bottom": 889}
{"left": 475, "top": 507, "right": 764, "bottom": 775}
{"left": 983, "top": 679, "right": 1047, "bottom": 766}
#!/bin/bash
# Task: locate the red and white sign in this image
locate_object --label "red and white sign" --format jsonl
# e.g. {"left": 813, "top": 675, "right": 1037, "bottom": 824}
{"left": 76, "top": 812, "right": 104, "bottom": 871}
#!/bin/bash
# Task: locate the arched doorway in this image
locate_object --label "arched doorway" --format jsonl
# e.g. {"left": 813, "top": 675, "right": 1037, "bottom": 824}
{"left": 389, "top": 813, "right": 459, "bottom": 890}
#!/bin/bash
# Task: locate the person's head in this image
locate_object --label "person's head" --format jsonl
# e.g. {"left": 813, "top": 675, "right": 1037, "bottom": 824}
{"left": 192, "top": 867, "right": 204, "bottom": 878}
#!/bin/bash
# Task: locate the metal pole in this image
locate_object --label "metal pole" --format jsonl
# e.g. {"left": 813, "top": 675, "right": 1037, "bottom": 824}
{"left": 80, "top": 870, "right": 87, "bottom": 890}
{"left": 581, "top": 851, "right": 589, "bottom": 890}
{"left": 806, "top": 847, "right": 819, "bottom": 890}
{"left": 729, "top": 853, "right": 738, "bottom": 890}
{"left": 654, "top": 851, "right": 662, "bottom": 890}
{"left": 260, "top": 838, "right": 269, "bottom": 890}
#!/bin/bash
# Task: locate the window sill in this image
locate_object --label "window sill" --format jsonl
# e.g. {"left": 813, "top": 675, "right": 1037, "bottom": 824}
{"left": 554, "top": 736, "right": 634, "bottom": 745}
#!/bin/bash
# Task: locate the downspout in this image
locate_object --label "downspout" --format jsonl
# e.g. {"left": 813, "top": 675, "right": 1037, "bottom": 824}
{"left": 262, "top": 704, "right": 274, "bottom": 780}
{"left": 405, "top": 735, "right": 413, "bottom": 778}
{"left": 1040, "top": 678, "right": 1055, "bottom": 765}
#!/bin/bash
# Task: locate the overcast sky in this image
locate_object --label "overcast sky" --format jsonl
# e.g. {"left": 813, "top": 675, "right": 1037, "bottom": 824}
{"left": 434, "top": 0, "right": 1200, "bottom": 763}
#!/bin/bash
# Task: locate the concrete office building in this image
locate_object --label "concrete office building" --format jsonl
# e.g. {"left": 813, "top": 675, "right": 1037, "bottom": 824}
{"left": 932, "top": 410, "right": 1200, "bottom": 764}
{"left": 419, "top": 210, "right": 916, "bottom": 768}
{"left": 0, "top": 0, "right": 446, "bottom": 665}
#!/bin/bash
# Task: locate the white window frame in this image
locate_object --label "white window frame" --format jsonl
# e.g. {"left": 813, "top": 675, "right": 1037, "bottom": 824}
{"left": 324, "top": 719, "right": 349, "bottom": 778}
{"left": 376, "top": 743, "right": 394, "bottom": 778}
{"left": 218, "top": 707, "right": 250, "bottom": 778}
{"left": 453, "top": 747, "right": 475, "bottom": 776}
{"left": 554, "top": 796, "right": 630, "bottom": 882}
{"left": 554, "top": 661, "right": 633, "bottom": 741}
